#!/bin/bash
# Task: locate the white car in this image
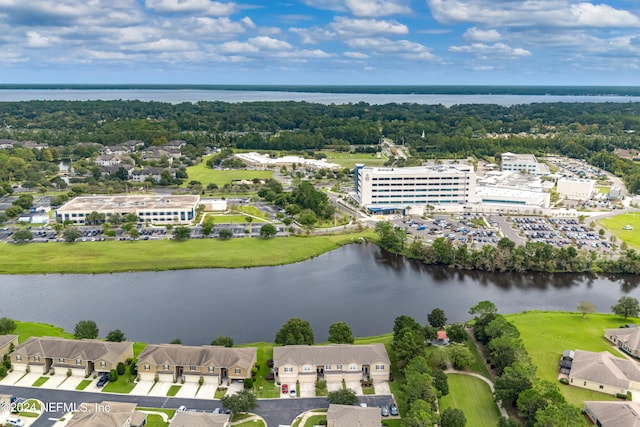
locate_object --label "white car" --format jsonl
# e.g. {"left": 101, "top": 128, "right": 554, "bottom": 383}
{"left": 177, "top": 405, "right": 187, "bottom": 412}
{"left": 6, "top": 418, "right": 25, "bottom": 427}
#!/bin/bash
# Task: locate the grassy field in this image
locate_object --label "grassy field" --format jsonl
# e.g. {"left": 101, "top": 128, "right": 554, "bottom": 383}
{"left": 144, "top": 414, "right": 168, "bottom": 427}
{"left": 505, "top": 311, "right": 628, "bottom": 406}
{"left": 599, "top": 212, "right": 640, "bottom": 249}
{"left": 239, "top": 342, "right": 279, "bottom": 398}
{"left": 204, "top": 214, "right": 262, "bottom": 224}
{"left": 438, "top": 374, "right": 501, "bottom": 427}
{"left": 14, "top": 321, "right": 74, "bottom": 343}
{"left": 134, "top": 342, "right": 147, "bottom": 358}
{"left": 321, "top": 151, "right": 388, "bottom": 168}
{"left": 184, "top": 159, "right": 273, "bottom": 187}
{"left": 0, "top": 230, "right": 376, "bottom": 274}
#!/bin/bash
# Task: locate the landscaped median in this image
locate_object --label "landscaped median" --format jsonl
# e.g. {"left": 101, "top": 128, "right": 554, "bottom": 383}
{"left": 0, "top": 230, "right": 376, "bottom": 274}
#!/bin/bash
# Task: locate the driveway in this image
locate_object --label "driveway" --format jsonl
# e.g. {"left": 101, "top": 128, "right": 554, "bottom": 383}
{"left": 345, "top": 381, "right": 363, "bottom": 395}
{"left": 54, "top": 376, "right": 85, "bottom": 391}
{"left": 195, "top": 383, "right": 216, "bottom": 399}
{"left": 130, "top": 380, "right": 155, "bottom": 396}
{"left": 224, "top": 381, "right": 244, "bottom": 397}
{"left": 147, "top": 381, "right": 173, "bottom": 397}
{"left": 14, "top": 372, "right": 45, "bottom": 387}
{"left": 299, "top": 382, "right": 315, "bottom": 398}
{"left": 374, "top": 381, "right": 391, "bottom": 395}
{"left": 326, "top": 381, "right": 343, "bottom": 393}
{"left": 0, "top": 370, "right": 27, "bottom": 385}
{"left": 175, "top": 382, "right": 199, "bottom": 399}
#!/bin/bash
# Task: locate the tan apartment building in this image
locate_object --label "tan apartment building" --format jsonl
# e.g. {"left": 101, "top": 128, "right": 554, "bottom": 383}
{"left": 568, "top": 349, "right": 640, "bottom": 396}
{"left": 170, "top": 411, "right": 231, "bottom": 427}
{"left": 605, "top": 326, "right": 640, "bottom": 359}
{"left": 137, "top": 344, "right": 257, "bottom": 385}
{"left": 66, "top": 401, "right": 146, "bottom": 427}
{"left": 0, "top": 334, "right": 18, "bottom": 358}
{"left": 10, "top": 337, "right": 133, "bottom": 377}
{"left": 273, "top": 344, "right": 391, "bottom": 386}
{"left": 326, "top": 404, "right": 381, "bottom": 427}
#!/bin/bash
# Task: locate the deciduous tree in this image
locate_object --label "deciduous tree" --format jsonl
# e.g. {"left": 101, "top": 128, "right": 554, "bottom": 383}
{"left": 221, "top": 389, "right": 257, "bottom": 413}
{"left": 327, "top": 388, "right": 358, "bottom": 405}
{"left": 0, "top": 317, "right": 17, "bottom": 334}
{"left": 275, "top": 318, "right": 314, "bottom": 346}
{"left": 440, "top": 408, "right": 466, "bottom": 427}
{"left": 612, "top": 296, "right": 640, "bottom": 319}
{"left": 74, "top": 320, "right": 99, "bottom": 339}
{"left": 427, "top": 308, "right": 447, "bottom": 329}
{"left": 106, "top": 329, "right": 126, "bottom": 342}
{"left": 210, "top": 336, "right": 234, "bottom": 347}
{"left": 328, "top": 321, "right": 354, "bottom": 344}
{"left": 576, "top": 300, "right": 596, "bottom": 319}
{"left": 259, "top": 223, "right": 277, "bottom": 239}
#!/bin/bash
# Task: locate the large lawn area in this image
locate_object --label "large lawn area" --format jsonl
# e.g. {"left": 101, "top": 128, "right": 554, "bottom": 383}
{"left": 505, "top": 311, "right": 628, "bottom": 406}
{"left": 0, "top": 230, "right": 376, "bottom": 274}
{"left": 14, "top": 321, "right": 73, "bottom": 343}
{"left": 438, "top": 374, "right": 501, "bottom": 427}
{"left": 599, "top": 213, "right": 640, "bottom": 249}
{"left": 184, "top": 159, "right": 273, "bottom": 187}
{"left": 320, "top": 151, "right": 389, "bottom": 168}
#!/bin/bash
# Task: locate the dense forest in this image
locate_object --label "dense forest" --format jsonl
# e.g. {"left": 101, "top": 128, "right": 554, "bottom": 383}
{"left": 2, "top": 100, "right": 640, "bottom": 192}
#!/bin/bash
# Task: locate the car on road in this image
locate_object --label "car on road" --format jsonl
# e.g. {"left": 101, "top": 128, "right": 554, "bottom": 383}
{"left": 177, "top": 405, "right": 187, "bottom": 412}
{"left": 381, "top": 405, "right": 389, "bottom": 417}
{"left": 281, "top": 384, "right": 288, "bottom": 394}
{"left": 390, "top": 403, "right": 398, "bottom": 416}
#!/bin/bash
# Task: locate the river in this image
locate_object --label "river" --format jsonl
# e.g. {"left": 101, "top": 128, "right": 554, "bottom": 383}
{"left": 2, "top": 89, "right": 640, "bottom": 106}
{"left": 1, "top": 244, "right": 638, "bottom": 345}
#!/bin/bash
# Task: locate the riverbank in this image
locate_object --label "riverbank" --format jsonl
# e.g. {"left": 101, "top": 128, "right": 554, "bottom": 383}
{"left": 0, "top": 230, "right": 375, "bottom": 274}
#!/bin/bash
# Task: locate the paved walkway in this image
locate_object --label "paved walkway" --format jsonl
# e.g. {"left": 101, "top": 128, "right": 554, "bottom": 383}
{"left": 443, "top": 370, "right": 508, "bottom": 418}
{"left": 291, "top": 409, "right": 326, "bottom": 427}
{"left": 230, "top": 413, "right": 267, "bottom": 425}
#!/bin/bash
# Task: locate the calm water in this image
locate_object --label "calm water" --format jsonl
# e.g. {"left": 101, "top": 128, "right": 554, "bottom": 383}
{"left": 0, "top": 244, "right": 638, "bottom": 345}
{"left": 2, "top": 89, "right": 640, "bottom": 106}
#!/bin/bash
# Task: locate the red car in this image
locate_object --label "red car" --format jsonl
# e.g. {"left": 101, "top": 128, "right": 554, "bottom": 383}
{"left": 282, "top": 384, "right": 288, "bottom": 394}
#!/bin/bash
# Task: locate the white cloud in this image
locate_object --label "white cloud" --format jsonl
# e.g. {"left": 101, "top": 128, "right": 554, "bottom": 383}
{"left": 346, "top": 37, "right": 436, "bottom": 59}
{"left": 26, "top": 31, "right": 57, "bottom": 48}
{"left": 126, "top": 38, "right": 197, "bottom": 52}
{"left": 289, "top": 26, "right": 336, "bottom": 44}
{"left": 344, "top": 51, "right": 370, "bottom": 58}
{"left": 144, "top": 0, "right": 237, "bottom": 16}
{"left": 302, "top": 0, "right": 411, "bottom": 17}
{"left": 449, "top": 42, "right": 532, "bottom": 57}
{"left": 428, "top": 0, "right": 640, "bottom": 28}
{"left": 330, "top": 16, "right": 408, "bottom": 36}
{"left": 463, "top": 27, "right": 501, "bottom": 42}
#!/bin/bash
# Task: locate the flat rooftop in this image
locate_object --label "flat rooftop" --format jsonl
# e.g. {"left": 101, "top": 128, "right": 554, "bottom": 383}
{"left": 57, "top": 195, "right": 200, "bottom": 213}
{"left": 360, "top": 164, "right": 474, "bottom": 175}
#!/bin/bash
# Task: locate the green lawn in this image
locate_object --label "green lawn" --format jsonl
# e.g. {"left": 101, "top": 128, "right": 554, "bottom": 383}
{"left": 134, "top": 342, "right": 147, "bottom": 358}
{"left": 144, "top": 414, "right": 169, "bottom": 427}
{"left": 234, "top": 420, "right": 265, "bottom": 427}
{"left": 184, "top": 159, "right": 273, "bottom": 187}
{"left": 599, "top": 213, "right": 640, "bottom": 249}
{"left": 321, "top": 151, "right": 389, "bottom": 168}
{"left": 596, "top": 186, "right": 611, "bottom": 195}
{"left": 439, "top": 374, "right": 501, "bottom": 427}
{"left": 204, "top": 214, "right": 264, "bottom": 224}
{"left": 239, "top": 342, "right": 279, "bottom": 398}
{"left": 138, "top": 408, "right": 176, "bottom": 418}
{"left": 506, "top": 311, "right": 629, "bottom": 406}
{"left": 14, "top": 321, "right": 74, "bottom": 343}
{"left": 232, "top": 205, "right": 271, "bottom": 220}
{"left": 76, "top": 379, "right": 92, "bottom": 390}
{"left": 304, "top": 415, "right": 326, "bottom": 426}
{"left": 167, "top": 385, "right": 181, "bottom": 396}
{"left": 463, "top": 334, "right": 492, "bottom": 379}
{"left": 0, "top": 230, "right": 376, "bottom": 274}
{"left": 382, "top": 420, "right": 402, "bottom": 427}
{"left": 102, "top": 366, "right": 137, "bottom": 394}
{"left": 32, "top": 376, "right": 50, "bottom": 387}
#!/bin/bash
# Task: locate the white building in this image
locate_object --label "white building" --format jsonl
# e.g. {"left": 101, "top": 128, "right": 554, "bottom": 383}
{"left": 355, "top": 164, "right": 477, "bottom": 213}
{"left": 501, "top": 152, "right": 550, "bottom": 176}
{"left": 475, "top": 171, "right": 550, "bottom": 209}
{"left": 235, "top": 152, "right": 341, "bottom": 170}
{"left": 557, "top": 177, "right": 595, "bottom": 201}
{"left": 56, "top": 195, "right": 200, "bottom": 225}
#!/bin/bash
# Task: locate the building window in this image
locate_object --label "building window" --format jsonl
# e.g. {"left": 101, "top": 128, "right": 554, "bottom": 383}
{"left": 599, "top": 385, "right": 604, "bottom": 389}
{"left": 336, "top": 364, "right": 343, "bottom": 370}
{"left": 59, "top": 358, "right": 65, "bottom": 363}
{"left": 303, "top": 365, "right": 311, "bottom": 372}
{"left": 34, "top": 356, "right": 40, "bottom": 362}
{"left": 100, "top": 361, "right": 106, "bottom": 368}
{"left": 190, "top": 366, "right": 196, "bottom": 371}
{"left": 235, "top": 368, "right": 241, "bottom": 374}
{"left": 144, "top": 364, "right": 150, "bottom": 371}
{"left": 16, "top": 355, "right": 22, "bottom": 362}
{"left": 208, "top": 367, "right": 214, "bottom": 372}
{"left": 284, "top": 367, "right": 293, "bottom": 373}
{"left": 163, "top": 364, "right": 169, "bottom": 370}
{"left": 325, "top": 364, "right": 331, "bottom": 370}
{"left": 76, "top": 359, "right": 82, "bottom": 365}
{"left": 349, "top": 364, "right": 357, "bottom": 371}
{"left": 375, "top": 364, "right": 385, "bottom": 370}
{"left": 584, "top": 381, "right": 587, "bottom": 386}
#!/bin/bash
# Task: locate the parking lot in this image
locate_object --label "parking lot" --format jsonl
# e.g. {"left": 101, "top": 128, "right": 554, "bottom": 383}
{"left": 509, "top": 216, "right": 612, "bottom": 250}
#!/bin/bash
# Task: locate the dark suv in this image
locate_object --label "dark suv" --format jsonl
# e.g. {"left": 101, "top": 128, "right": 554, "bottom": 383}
{"left": 96, "top": 374, "right": 109, "bottom": 387}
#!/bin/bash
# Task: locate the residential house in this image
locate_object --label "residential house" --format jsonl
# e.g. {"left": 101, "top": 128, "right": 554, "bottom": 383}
{"left": 94, "top": 154, "right": 127, "bottom": 167}
{"left": 273, "top": 344, "right": 391, "bottom": 387}
{"left": 584, "top": 400, "right": 640, "bottom": 427}
{"left": 137, "top": 344, "right": 257, "bottom": 385}
{"left": 10, "top": 337, "right": 133, "bottom": 377}
{"left": 100, "top": 164, "right": 134, "bottom": 179}
{"left": 66, "top": 401, "right": 146, "bottom": 427}
{"left": 567, "top": 349, "right": 640, "bottom": 396}
{"left": 141, "top": 147, "right": 181, "bottom": 165}
{"left": 99, "top": 145, "right": 133, "bottom": 156}
{"left": 170, "top": 411, "right": 231, "bottom": 427}
{"left": 429, "top": 331, "right": 450, "bottom": 346}
{"left": 122, "top": 140, "right": 146, "bottom": 150}
{"left": 326, "top": 404, "right": 381, "bottom": 427}
{"left": 0, "top": 139, "right": 15, "bottom": 149}
{"left": 605, "top": 326, "right": 640, "bottom": 359}
{"left": 0, "top": 334, "right": 18, "bottom": 358}
{"left": 164, "top": 140, "right": 187, "bottom": 150}
{"left": 131, "top": 167, "right": 175, "bottom": 183}
{"left": 15, "top": 140, "right": 48, "bottom": 150}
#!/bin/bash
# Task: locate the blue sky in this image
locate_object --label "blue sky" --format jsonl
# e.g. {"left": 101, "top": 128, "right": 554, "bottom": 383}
{"left": 1, "top": 0, "right": 640, "bottom": 85}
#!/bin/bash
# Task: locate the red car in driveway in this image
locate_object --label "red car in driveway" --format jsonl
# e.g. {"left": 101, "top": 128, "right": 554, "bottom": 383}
{"left": 282, "top": 384, "right": 288, "bottom": 394}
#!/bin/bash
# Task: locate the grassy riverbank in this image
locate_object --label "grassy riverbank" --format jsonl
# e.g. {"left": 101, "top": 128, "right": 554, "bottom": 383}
{"left": 0, "top": 230, "right": 376, "bottom": 274}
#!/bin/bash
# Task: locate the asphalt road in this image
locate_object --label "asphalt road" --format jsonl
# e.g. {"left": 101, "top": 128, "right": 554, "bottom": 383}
{"left": 0, "top": 385, "right": 393, "bottom": 427}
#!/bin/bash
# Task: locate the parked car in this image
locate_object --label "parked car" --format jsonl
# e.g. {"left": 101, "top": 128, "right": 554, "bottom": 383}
{"left": 381, "top": 405, "right": 389, "bottom": 417}
{"left": 213, "top": 408, "right": 221, "bottom": 414}
{"left": 177, "top": 405, "right": 187, "bottom": 412}
{"left": 96, "top": 374, "right": 109, "bottom": 387}
{"left": 359, "top": 403, "right": 368, "bottom": 407}
{"left": 290, "top": 389, "right": 296, "bottom": 397}
{"left": 5, "top": 418, "right": 24, "bottom": 427}
{"left": 390, "top": 403, "right": 398, "bottom": 416}
{"left": 281, "top": 384, "right": 288, "bottom": 394}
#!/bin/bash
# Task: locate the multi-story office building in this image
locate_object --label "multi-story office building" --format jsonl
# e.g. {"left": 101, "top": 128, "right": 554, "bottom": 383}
{"left": 355, "top": 164, "right": 477, "bottom": 212}
{"left": 56, "top": 195, "right": 200, "bottom": 225}
{"left": 501, "top": 152, "right": 550, "bottom": 175}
